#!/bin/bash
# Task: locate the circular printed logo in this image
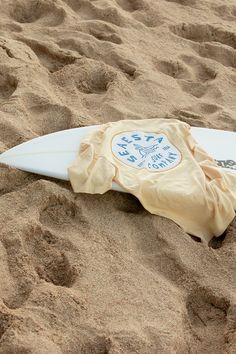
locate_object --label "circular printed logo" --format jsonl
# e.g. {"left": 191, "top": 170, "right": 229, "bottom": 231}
{"left": 112, "top": 131, "right": 182, "bottom": 172}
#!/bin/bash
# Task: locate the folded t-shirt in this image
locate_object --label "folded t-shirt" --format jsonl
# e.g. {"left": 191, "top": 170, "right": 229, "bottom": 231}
{"left": 68, "top": 118, "right": 236, "bottom": 241}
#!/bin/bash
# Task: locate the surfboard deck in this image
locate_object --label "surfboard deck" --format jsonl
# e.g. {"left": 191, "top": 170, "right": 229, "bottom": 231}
{"left": 0, "top": 125, "right": 235, "bottom": 193}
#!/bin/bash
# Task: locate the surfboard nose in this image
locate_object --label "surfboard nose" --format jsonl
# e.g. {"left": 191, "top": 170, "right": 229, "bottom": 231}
{"left": 0, "top": 125, "right": 99, "bottom": 181}
{"left": 0, "top": 147, "right": 21, "bottom": 165}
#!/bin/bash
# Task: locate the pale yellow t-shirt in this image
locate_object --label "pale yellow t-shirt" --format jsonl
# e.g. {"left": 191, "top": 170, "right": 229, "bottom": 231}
{"left": 68, "top": 119, "right": 236, "bottom": 241}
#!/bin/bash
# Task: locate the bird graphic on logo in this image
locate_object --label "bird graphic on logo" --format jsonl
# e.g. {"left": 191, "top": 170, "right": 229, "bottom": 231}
{"left": 112, "top": 131, "right": 182, "bottom": 172}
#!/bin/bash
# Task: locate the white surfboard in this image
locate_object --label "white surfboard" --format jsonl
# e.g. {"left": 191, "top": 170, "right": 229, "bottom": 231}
{"left": 0, "top": 125, "right": 235, "bottom": 193}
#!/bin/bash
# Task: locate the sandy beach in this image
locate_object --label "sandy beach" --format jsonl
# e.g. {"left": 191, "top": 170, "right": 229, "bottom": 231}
{"left": 0, "top": 0, "right": 236, "bottom": 353}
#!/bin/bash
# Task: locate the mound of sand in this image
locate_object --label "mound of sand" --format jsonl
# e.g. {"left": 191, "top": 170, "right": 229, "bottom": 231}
{"left": 0, "top": 0, "right": 236, "bottom": 353}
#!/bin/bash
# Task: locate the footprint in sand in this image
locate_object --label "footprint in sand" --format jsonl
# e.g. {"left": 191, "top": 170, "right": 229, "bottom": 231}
{"left": 198, "top": 43, "right": 236, "bottom": 69}
{"left": 176, "top": 56, "right": 217, "bottom": 99}
{"left": 64, "top": 0, "right": 127, "bottom": 26}
{"left": 109, "top": 52, "right": 138, "bottom": 80}
{"left": 209, "top": 109, "right": 236, "bottom": 130}
{"left": 0, "top": 310, "right": 17, "bottom": 341}
{"left": 170, "top": 23, "right": 236, "bottom": 49}
{"left": 83, "top": 21, "right": 123, "bottom": 44}
{"left": 77, "top": 69, "right": 114, "bottom": 94}
{"left": 171, "top": 109, "right": 208, "bottom": 127}
{"left": 178, "top": 81, "right": 210, "bottom": 98}
{"left": 180, "top": 55, "right": 217, "bottom": 82}
{"left": 0, "top": 230, "right": 38, "bottom": 309}
{"left": 0, "top": 116, "right": 27, "bottom": 150}
{"left": 165, "top": 0, "right": 196, "bottom": 7}
{"left": 11, "top": 0, "right": 65, "bottom": 27}
{"left": 22, "top": 225, "right": 78, "bottom": 288}
{"left": 62, "top": 0, "right": 93, "bottom": 17}
{"left": 24, "top": 95, "right": 73, "bottom": 135}
{"left": 154, "top": 59, "right": 191, "bottom": 80}
{"left": 115, "top": 0, "right": 144, "bottom": 12}
{"left": 171, "top": 100, "right": 226, "bottom": 127}
{"left": 17, "top": 38, "right": 78, "bottom": 73}
{"left": 212, "top": 4, "right": 236, "bottom": 22}
{"left": 186, "top": 288, "right": 230, "bottom": 354}
{"left": 0, "top": 188, "right": 81, "bottom": 309}
{"left": 171, "top": 101, "right": 236, "bottom": 132}
{"left": 116, "top": 0, "right": 162, "bottom": 27}
{"left": 0, "top": 71, "right": 17, "bottom": 100}
{"left": 170, "top": 23, "right": 236, "bottom": 69}
{"left": 56, "top": 59, "right": 118, "bottom": 95}
{"left": 39, "top": 194, "right": 87, "bottom": 229}
{"left": 58, "top": 35, "right": 137, "bottom": 82}
{"left": 0, "top": 165, "right": 37, "bottom": 197}
{"left": 170, "top": 23, "right": 236, "bottom": 68}
{"left": 155, "top": 54, "right": 217, "bottom": 99}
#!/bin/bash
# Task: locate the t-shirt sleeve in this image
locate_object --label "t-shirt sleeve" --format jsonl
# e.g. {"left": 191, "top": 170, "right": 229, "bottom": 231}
{"left": 68, "top": 141, "right": 116, "bottom": 194}
{"left": 185, "top": 126, "right": 236, "bottom": 195}
{"left": 185, "top": 128, "right": 224, "bottom": 174}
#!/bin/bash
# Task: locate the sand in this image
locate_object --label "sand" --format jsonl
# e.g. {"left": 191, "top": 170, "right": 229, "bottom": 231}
{"left": 0, "top": 0, "right": 236, "bottom": 353}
